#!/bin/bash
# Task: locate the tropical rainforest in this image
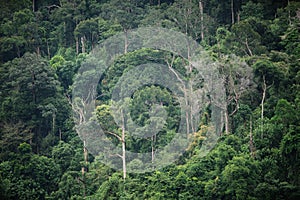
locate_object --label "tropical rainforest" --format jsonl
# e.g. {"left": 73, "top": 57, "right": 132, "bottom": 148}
{"left": 0, "top": 0, "right": 299, "bottom": 199}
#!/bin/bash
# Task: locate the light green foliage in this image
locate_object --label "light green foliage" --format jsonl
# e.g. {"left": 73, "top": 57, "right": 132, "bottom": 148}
{"left": 50, "top": 55, "right": 65, "bottom": 70}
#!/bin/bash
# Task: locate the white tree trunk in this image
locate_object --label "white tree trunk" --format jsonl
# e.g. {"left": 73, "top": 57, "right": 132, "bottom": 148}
{"left": 76, "top": 37, "right": 79, "bottom": 55}
{"left": 151, "top": 134, "right": 156, "bottom": 163}
{"left": 81, "top": 36, "right": 85, "bottom": 53}
{"left": 288, "top": 0, "right": 291, "bottom": 25}
{"left": 124, "top": 29, "right": 128, "bottom": 54}
{"left": 261, "top": 75, "right": 266, "bottom": 138}
{"left": 231, "top": 0, "right": 235, "bottom": 24}
{"left": 225, "top": 109, "right": 229, "bottom": 134}
{"left": 121, "top": 110, "right": 126, "bottom": 179}
{"left": 32, "top": 0, "right": 35, "bottom": 12}
{"left": 249, "top": 116, "right": 255, "bottom": 158}
{"left": 199, "top": 1, "right": 204, "bottom": 41}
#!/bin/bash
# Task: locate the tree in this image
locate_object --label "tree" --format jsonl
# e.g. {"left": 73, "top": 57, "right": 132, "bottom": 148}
{"left": 240, "top": 1, "right": 264, "bottom": 20}
{"left": 220, "top": 154, "right": 259, "bottom": 199}
{"left": 50, "top": 0, "right": 91, "bottom": 48}
{"left": 0, "top": 8, "right": 42, "bottom": 60}
{"left": 95, "top": 101, "right": 128, "bottom": 179}
{"left": 74, "top": 18, "right": 98, "bottom": 53}
{"left": 0, "top": 53, "right": 67, "bottom": 153}
{"left": 231, "top": 18, "right": 266, "bottom": 56}
{"left": 1, "top": 1, "right": 300, "bottom": 199}
{"left": 0, "top": 122, "right": 33, "bottom": 160}
{"left": 253, "top": 59, "right": 284, "bottom": 137}
{"left": 166, "top": 0, "right": 216, "bottom": 43}
{"left": 129, "top": 86, "right": 179, "bottom": 162}
{"left": 218, "top": 55, "right": 254, "bottom": 134}
{"left": 52, "top": 141, "right": 76, "bottom": 173}
{"left": 100, "top": 0, "right": 144, "bottom": 53}
{"left": 0, "top": 143, "right": 60, "bottom": 199}
{"left": 280, "top": 126, "right": 300, "bottom": 186}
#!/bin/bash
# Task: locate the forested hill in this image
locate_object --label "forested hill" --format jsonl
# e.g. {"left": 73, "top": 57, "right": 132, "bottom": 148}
{"left": 0, "top": 0, "right": 299, "bottom": 199}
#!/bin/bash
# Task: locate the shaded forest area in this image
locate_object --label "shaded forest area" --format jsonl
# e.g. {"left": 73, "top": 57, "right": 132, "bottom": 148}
{"left": 0, "top": 0, "right": 299, "bottom": 199}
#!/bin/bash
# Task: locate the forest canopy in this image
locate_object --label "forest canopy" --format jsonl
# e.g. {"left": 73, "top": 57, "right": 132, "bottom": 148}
{"left": 0, "top": 0, "right": 299, "bottom": 199}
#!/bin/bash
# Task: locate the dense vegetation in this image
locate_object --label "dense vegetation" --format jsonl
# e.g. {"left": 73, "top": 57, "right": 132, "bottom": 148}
{"left": 0, "top": 0, "right": 299, "bottom": 199}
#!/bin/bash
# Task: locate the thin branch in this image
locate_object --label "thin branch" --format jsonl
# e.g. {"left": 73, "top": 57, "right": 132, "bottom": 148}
{"left": 44, "top": 4, "right": 60, "bottom": 10}
{"left": 105, "top": 131, "right": 122, "bottom": 141}
{"left": 244, "top": 38, "right": 253, "bottom": 56}
{"left": 108, "top": 153, "right": 123, "bottom": 159}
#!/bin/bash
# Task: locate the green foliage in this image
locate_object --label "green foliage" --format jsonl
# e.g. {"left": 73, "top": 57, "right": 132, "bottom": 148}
{"left": 1, "top": 0, "right": 300, "bottom": 199}
{"left": 100, "top": 0, "right": 144, "bottom": 30}
{"left": 240, "top": 1, "right": 264, "bottom": 20}
{"left": 220, "top": 155, "right": 259, "bottom": 199}
{"left": 0, "top": 52, "right": 69, "bottom": 155}
{"left": 0, "top": 143, "right": 60, "bottom": 199}
{"left": 52, "top": 141, "right": 75, "bottom": 173}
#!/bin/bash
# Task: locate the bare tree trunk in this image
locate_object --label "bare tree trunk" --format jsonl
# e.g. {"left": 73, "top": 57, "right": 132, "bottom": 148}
{"left": 245, "top": 38, "right": 253, "bottom": 56}
{"left": 186, "top": 0, "right": 192, "bottom": 37}
{"left": 121, "top": 110, "right": 126, "bottom": 179}
{"left": 46, "top": 40, "right": 50, "bottom": 59}
{"left": 63, "top": 22, "right": 66, "bottom": 47}
{"left": 52, "top": 113, "right": 56, "bottom": 134}
{"left": 81, "top": 140, "right": 88, "bottom": 175}
{"left": 151, "top": 134, "right": 156, "bottom": 163}
{"left": 104, "top": 111, "right": 127, "bottom": 179}
{"left": 122, "top": 134, "right": 126, "bottom": 179}
{"left": 167, "top": 56, "right": 190, "bottom": 135}
{"left": 81, "top": 36, "right": 85, "bottom": 53}
{"left": 84, "top": 140, "right": 88, "bottom": 165}
{"left": 36, "top": 46, "right": 40, "bottom": 56}
{"left": 105, "top": 128, "right": 127, "bottom": 179}
{"left": 288, "top": 0, "right": 291, "bottom": 25}
{"left": 124, "top": 29, "right": 128, "bottom": 54}
{"left": 237, "top": 11, "right": 240, "bottom": 23}
{"left": 81, "top": 140, "right": 88, "bottom": 197}
{"left": 199, "top": 1, "right": 204, "bottom": 41}
{"left": 76, "top": 37, "right": 79, "bottom": 55}
{"left": 185, "top": 95, "right": 190, "bottom": 135}
{"left": 32, "top": 0, "right": 35, "bottom": 12}
{"left": 231, "top": 0, "right": 235, "bottom": 24}
{"left": 31, "top": 72, "right": 36, "bottom": 104}
{"left": 185, "top": 18, "right": 194, "bottom": 134}
{"left": 17, "top": 46, "right": 21, "bottom": 57}
{"left": 151, "top": 136, "right": 154, "bottom": 163}
{"left": 249, "top": 116, "right": 255, "bottom": 158}
{"left": 225, "top": 110, "right": 229, "bottom": 134}
{"left": 59, "top": 128, "right": 62, "bottom": 141}
{"left": 261, "top": 75, "right": 266, "bottom": 138}
{"left": 189, "top": 84, "right": 195, "bottom": 133}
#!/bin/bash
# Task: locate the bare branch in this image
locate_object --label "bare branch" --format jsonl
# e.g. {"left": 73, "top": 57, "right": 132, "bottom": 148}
{"left": 105, "top": 131, "right": 122, "bottom": 141}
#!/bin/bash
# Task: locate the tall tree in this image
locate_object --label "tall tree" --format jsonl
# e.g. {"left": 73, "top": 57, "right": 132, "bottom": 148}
{"left": 100, "top": 0, "right": 144, "bottom": 53}
{"left": 0, "top": 53, "right": 67, "bottom": 153}
{"left": 218, "top": 55, "right": 254, "bottom": 134}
